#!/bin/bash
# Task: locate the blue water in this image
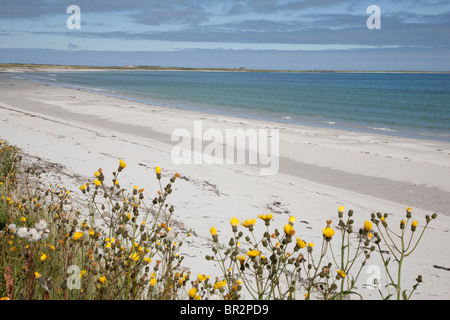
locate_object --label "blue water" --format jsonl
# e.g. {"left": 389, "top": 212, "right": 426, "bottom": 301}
{"left": 14, "top": 71, "right": 450, "bottom": 142}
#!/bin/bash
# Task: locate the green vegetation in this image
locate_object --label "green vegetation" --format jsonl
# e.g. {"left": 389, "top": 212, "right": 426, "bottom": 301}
{"left": 0, "top": 138, "right": 437, "bottom": 300}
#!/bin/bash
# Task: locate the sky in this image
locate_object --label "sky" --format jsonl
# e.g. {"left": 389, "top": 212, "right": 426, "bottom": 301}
{"left": 0, "top": 0, "right": 449, "bottom": 70}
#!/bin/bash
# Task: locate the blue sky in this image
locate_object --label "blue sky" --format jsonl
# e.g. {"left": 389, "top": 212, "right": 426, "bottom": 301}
{"left": 0, "top": 0, "right": 449, "bottom": 70}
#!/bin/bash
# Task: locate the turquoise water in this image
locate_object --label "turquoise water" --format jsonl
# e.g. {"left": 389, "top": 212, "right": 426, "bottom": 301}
{"left": 15, "top": 71, "right": 450, "bottom": 142}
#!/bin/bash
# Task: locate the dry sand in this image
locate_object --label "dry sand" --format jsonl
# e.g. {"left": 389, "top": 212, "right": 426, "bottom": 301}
{"left": 1, "top": 74, "right": 449, "bottom": 299}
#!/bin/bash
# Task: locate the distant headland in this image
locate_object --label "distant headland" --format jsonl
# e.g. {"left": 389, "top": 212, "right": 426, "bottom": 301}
{"left": 1, "top": 63, "right": 449, "bottom": 73}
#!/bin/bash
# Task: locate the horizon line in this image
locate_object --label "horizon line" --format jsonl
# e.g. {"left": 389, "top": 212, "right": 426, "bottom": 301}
{"left": 1, "top": 63, "right": 450, "bottom": 74}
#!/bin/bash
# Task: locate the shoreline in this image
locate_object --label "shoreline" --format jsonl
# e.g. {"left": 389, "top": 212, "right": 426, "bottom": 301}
{"left": 8, "top": 71, "right": 450, "bottom": 144}
{"left": 1, "top": 65, "right": 450, "bottom": 74}
{"left": 1, "top": 75, "right": 450, "bottom": 212}
{"left": 1, "top": 75, "right": 450, "bottom": 299}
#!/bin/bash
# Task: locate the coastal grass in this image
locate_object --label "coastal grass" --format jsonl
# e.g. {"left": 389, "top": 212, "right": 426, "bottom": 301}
{"left": 0, "top": 138, "right": 437, "bottom": 300}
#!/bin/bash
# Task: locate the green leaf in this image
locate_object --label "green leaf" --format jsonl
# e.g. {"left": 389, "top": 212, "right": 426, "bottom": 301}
{"left": 330, "top": 290, "right": 363, "bottom": 300}
{"left": 402, "top": 290, "right": 408, "bottom": 300}
{"left": 385, "top": 283, "right": 399, "bottom": 290}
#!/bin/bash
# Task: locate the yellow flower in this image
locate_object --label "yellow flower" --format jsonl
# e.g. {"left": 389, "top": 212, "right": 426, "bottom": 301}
{"left": 198, "top": 274, "right": 208, "bottom": 282}
{"left": 130, "top": 252, "right": 140, "bottom": 262}
{"left": 381, "top": 216, "right": 385, "bottom": 222}
{"left": 364, "top": 220, "right": 372, "bottom": 231}
{"left": 150, "top": 278, "right": 156, "bottom": 286}
{"left": 367, "top": 233, "right": 373, "bottom": 240}
{"left": 80, "top": 270, "right": 87, "bottom": 278}
{"left": 283, "top": 224, "right": 295, "bottom": 236}
{"left": 338, "top": 206, "right": 344, "bottom": 213}
{"left": 72, "top": 231, "right": 84, "bottom": 241}
{"left": 258, "top": 214, "right": 273, "bottom": 222}
{"left": 99, "top": 276, "right": 107, "bottom": 284}
{"left": 296, "top": 237, "right": 307, "bottom": 249}
{"left": 20, "top": 217, "right": 26, "bottom": 222}
{"left": 237, "top": 256, "right": 246, "bottom": 264}
{"left": 323, "top": 226, "right": 335, "bottom": 239}
{"left": 94, "top": 171, "right": 100, "bottom": 177}
{"left": 79, "top": 184, "right": 86, "bottom": 191}
{"left": 155, "top": 166, "right": 161, "bottom": 174}
{"left": 230, "top": 217, "right": 239, "bottom": 227}
{"left": 412, "top": 221, "right": 418, "bottom": 227}
{"left": 337, "top": 270, "right": 346, "bottom": 278}
{"left": 241, "top": 219, "right": 256, "bottom": 228}
{"left": 40, "top": 253, "right": 47, "bottom": 261}
{"left": 289, "top": 216, "right": 295, "bottom": 225}
{"left": 308, "top": 242, "right": 314, "bottom": 248}
{"left": 144, "top": 257, "right": 152, "bottom": 264}
{"left": 246, "top": 250, "right": 261, "bottom": 258}
{"left": 105, "top": 242, "right": 112, "bottom": 249}
{"left": 34, "top": 272, "right": 41, "bottom": 279}
{"left": 213, "top": 280, "right": 227, "bottom": 290}
{"left": 210, "top": 226, "right": 217, "bottom": 236}
{"left": 189, "top": 287, "right": 198, "bottom": 299}
{"left": 94, "top": 179, "right": 101, "bottom": 186}
{"left": 119, "top": 159, "right": 127, "bottom": 169}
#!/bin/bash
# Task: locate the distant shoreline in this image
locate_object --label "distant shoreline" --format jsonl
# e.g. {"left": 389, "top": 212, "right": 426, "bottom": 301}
{"left": 1, "top": 63, "right": 449, "bottom": 74}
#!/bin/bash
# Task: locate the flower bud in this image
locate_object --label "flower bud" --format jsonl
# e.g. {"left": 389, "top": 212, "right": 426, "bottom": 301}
{"left": 406, "top": 207, "right": 412, "bottom": 219}
{"left": 210, "top": 227, "right": 218, "bottom": 243}
{"left": 338, "top": 206, "right": 344, "bottom": 218}
{"left": 155, "top": 166, "right": 162, "bottom": 179}
{"left": 411, "top": 220, "right": 418, "bottom": 232}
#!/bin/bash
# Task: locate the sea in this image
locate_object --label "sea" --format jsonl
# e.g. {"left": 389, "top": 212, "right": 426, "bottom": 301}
{"left": 13, "top": 71, "right": 450, "bottom": 142}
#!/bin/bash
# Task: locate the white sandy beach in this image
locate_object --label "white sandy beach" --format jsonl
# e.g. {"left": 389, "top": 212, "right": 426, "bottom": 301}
{"left": 1, "top": 73, "right": 449, "bottom": 299}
